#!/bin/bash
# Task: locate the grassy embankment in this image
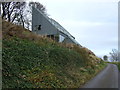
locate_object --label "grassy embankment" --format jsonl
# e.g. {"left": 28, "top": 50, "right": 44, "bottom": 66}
{"left": 2, "top": 20, "right": 107, "bottom": 88}
{"left": 117, "top": 62, "right": 120, "bottom": 71}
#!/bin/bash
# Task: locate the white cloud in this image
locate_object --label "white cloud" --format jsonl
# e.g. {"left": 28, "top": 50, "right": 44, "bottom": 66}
{"left": 30, "top": 0, "right": 119, "bottom": 3}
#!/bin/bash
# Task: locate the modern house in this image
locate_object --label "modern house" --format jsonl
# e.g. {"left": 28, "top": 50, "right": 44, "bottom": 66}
{"left": 32, "top": 6, "right": 80, "bottom": 46}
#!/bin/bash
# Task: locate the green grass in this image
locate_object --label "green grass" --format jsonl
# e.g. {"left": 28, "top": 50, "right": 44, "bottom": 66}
{"left": 2, "top": 21, "right": 107, "bottom": 88}
{"left": 117, "top": 62, "right": 120, "bottom": 71}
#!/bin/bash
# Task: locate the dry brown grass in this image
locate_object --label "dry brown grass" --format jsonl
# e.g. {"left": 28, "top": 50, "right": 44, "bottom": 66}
{"left": 2, "top": 20, "right": 54, "bottom": 44}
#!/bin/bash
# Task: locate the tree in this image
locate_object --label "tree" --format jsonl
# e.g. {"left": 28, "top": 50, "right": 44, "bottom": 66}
{"left": 23, "top": 2, "right": 47, "bottom": 30}
{"left": 1, "top": 1, "right": 47, "bottom": 30}
{"left": 13, "top": 2, "right": 26, "bottom": 27}
{"left": 29, "top": 2, "right": 47, "bottom": 15}
{"left": 103, "top": 55, "right": 108, "bottom": 61}
{"left": 1, "top": 2, "right": 26, "bottom": 23}
{"left": 109, "top": 49, "right": 119, "bottom": 62}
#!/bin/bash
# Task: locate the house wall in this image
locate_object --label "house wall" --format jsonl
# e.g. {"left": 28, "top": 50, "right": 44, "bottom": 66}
{"left": 63, "top": 37, "right": 74, "bottom": 44}
{"left": 32, "top": 6, "right": 80, "bottom": 45}
{"left": 32, "top": 6, "right": 58, "bottom": 35}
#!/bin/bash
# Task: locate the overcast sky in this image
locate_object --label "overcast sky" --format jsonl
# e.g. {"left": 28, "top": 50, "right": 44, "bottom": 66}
{"left": 30, "top": 0, "right": 118, "bottom": 58}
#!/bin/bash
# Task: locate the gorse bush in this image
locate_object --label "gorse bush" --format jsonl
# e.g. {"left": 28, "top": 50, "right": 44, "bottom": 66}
{"left": 2, "top": 20, "right": 106, "bottom": 88}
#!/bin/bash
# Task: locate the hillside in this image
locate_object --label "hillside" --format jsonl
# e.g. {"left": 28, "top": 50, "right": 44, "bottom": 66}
{"left": 2, "top": 20, "right": 106, "bottom": 88}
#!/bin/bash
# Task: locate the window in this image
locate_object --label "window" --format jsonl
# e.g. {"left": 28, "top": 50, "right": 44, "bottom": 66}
{"left": 34, "top": 25, "right": 41, "bottom": 31}
{"left": 59, "top": 35, "right": 65, "bottom": 42}
{"left": 38, "top": 25, "right": 41, "bottom": 30}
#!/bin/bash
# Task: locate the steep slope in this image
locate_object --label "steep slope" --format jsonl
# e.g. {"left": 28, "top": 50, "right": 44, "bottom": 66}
{"left": 2, "top": 20, "right": 106, "bottom": 88}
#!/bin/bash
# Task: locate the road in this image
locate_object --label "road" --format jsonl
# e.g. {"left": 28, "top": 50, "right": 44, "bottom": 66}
{"left": 82, "top": 64, "right": 119, "bottom": 88}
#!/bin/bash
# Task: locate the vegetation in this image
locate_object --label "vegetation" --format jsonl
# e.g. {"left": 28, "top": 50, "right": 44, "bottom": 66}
{"left": 109, "top": 49, "right": 119, "bottom": 62}
{"left": 2, "top": 21, "right": 107, "bottom": 88}
{"left": 103, "top": 55, "right": 108, "bottom": 61}
{"left": 1, "top": 2, "right": 26, "bottom": 23}
{"left": 1, "top": 1, "right": 47, "bottom": 29}
{"left": 117, "top": 62, "right": 120, "bottom": 71}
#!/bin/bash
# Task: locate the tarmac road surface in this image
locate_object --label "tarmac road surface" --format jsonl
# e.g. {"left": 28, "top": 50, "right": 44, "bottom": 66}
{"left": 82, "top": 64, "right": 119, "bottom": 88}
